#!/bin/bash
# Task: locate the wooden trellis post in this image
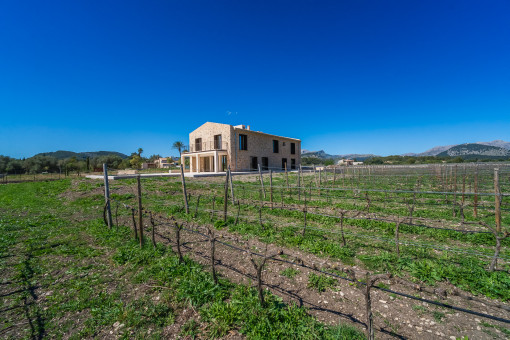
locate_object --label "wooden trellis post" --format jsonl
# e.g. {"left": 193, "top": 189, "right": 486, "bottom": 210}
{"left": 137, "top": 175, "right": 143, "bottom": 248}
{"left": 223, "top": 170, "right": 229, "bottom": 222}
{"left": 453, "top": 165, "right": 457, "bottom": 217}
{"left": 258, "top": 164, "right": 266, "bottom": 199}
{"left": 131, "top": 208, "right": 138, "bottom": 240}
{"left": 285, "top": 162, "right": 289, "bottom": 191}
{"left": 298, "top": 165, "right": 302, "bottom": 201}
{"left": 150, "top": 212, "right": 156, "bottom": 249}
{"left": 206, "top": 227, "right": 218, "bottom": 284}
{"left": 269, "top": 170, "right": 273, "bottom": 210}
{"left": 228, "top": 166, "right": 235, "bottom": 204}
{"left": 302, "top": 191, "right": 308, "bottom": 236}
{"left": 474, "top": 165, "right": 478, "bottom": 217}
{"left": 180, "top": 164, "right": 189, "bottom": 214}
{"left": 102, "top": 163, "right": 113, "bottom": 229}
{"left": 494, "top": 168, "right": 501, "bottom": 232}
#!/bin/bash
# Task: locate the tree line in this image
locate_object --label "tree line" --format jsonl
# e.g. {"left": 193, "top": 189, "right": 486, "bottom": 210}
{"left": 0, "top": 154, "right": 126, "bottom": 175}
{"left": 1, "top": 142, "right": 188, "bottom": 175}
{"left": 301, "top": 155, "right": 510, "bottom": 166}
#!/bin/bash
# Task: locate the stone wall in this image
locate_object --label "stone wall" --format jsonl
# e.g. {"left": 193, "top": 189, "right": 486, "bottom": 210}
{"left": 187, "top": 122, "right": 301, "bottom": 172}
{"left": 231, "top": 128, "right": 301, "bottom": 171}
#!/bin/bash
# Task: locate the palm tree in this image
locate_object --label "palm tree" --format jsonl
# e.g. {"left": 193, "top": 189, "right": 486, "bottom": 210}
{"left": 137, "top": 148, "right": 143, "bottom": 157}
{"left": 173, "top": 141, "right": 185, "bottom": 157}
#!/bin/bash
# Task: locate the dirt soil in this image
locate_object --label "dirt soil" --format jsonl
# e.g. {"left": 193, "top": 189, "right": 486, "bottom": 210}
{"left": 133, "top": 213, "right": 510, "bottom": 340}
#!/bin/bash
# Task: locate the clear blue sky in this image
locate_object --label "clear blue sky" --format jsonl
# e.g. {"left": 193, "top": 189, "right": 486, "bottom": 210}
{"left": 1, "top": 1, "right": 509, "bottom": 158}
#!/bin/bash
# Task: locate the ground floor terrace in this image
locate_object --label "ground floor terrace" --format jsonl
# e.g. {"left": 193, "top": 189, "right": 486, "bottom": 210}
{"left": 181, "top": 150, "right": 229, "bottom": 174}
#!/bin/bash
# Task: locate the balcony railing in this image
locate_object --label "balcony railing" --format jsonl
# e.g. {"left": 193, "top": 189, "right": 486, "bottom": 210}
{"left": 184, "top": 141, "right": 229, "bottom": 153}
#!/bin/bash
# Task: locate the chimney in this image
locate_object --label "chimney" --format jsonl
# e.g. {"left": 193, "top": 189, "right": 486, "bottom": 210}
{"left": 247, "top": 125, "right": 251, "bottom": 130}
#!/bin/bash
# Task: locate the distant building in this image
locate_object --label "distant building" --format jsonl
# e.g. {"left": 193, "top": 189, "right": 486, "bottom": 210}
{"left": 337, "top": 159, "right": 354, "bottom": 166}
{"left": 141, "top": 162, "right": 157, "bottom": 169}
{"left": 181, "top": 122, "right": 301, "bottom": 173}
{"left": 336, "top": 159, "right": 364, "bottom": 166}
{"left": 154, "top": 157, "right": 175, "bottom": 168}
{"left": 141, "top": 157, "right": 176, "bottom": 169}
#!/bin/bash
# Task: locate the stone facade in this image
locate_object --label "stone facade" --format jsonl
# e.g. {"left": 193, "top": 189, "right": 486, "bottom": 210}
{"left": 182, "top": 122, "right": 301, "bottom": 172}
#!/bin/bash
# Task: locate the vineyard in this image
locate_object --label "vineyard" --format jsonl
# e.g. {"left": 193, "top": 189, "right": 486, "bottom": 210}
{"left": 97, "top": 163, "right": 510, "bottom": 339}
{"left": 1, "top": 163, "right": 509, "bottom": 339}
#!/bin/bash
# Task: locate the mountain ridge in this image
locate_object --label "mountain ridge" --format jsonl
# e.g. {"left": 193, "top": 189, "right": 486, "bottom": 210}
{"left": 302, "top": 140, "right": 510, "bottom": 160}
{"left": 301, "top": 150, "right": 378, "bottom": 161}
{"left": 414, "top": 140, "right": 510, "bottom": 156}
{"left": 34, "top": 150, "right": 129, "bottom": 160}
{"left": 436, "top": 143, "right": 510, "bottom": 159}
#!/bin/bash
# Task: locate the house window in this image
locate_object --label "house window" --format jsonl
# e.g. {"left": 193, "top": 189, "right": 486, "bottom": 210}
{"left": 262, "top": 157, "right": 268, "bottom": 171}
{"left": 195, "top": 138, "right": 202, "bottom": 152}
{"left": 214, "top": 134, "right": 222, "bottom": 149}
{"left": 251, "top": 156, "right": 258, "bottom": 170}
{"left": 282, "top": 158, "right": 287, "bottom": 170}
{"left": 291, "top": 143, "right": 296, "bottom": 155}
{"left": 291, "top": 159, "right": 296, "bottom": 170}
{"left": 221, "top": 155, "right": 228, "bottom": 172}
{"left": 239, "top": 134, "right": 248, "bottom": 150}
{"left": 273, "top": 140, "right": 279, "bottom": 153}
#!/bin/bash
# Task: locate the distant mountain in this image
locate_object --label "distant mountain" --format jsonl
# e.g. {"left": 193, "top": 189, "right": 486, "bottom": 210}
{"left": 34, "top": 150, "right": 129, "bottom": 160}
{"left": 301, "top": 150, "right": 337, "bottom": 159}
{"left": 299, "top": 140, "right": 510, "bottom": 161}
{"left": 477, "top": 140, "right": 510, "bottom": 150}
{"left": 301, "top": 150, "right": 378, "bottom": 161}
{"left": 437, "top": 144, "right": 510, "bottom": 159}
{"left": 338, "top": 154, "right": 379, "bottom": 161}
{"left": 408, "top": 140, "right": 510, "bottom": 156}
{"left": 417, "top": 144, "right": 457, "bottom": 156}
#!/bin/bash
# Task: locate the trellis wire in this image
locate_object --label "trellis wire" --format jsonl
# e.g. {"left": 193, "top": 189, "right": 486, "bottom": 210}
{"left": 106, "top": 197, "right": 510, "bottom": 325}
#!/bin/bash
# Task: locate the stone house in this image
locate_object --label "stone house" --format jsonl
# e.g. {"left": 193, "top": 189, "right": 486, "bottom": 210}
{"left": 337, "top": 159, "right": 354, "bottom": 166}
{"left": 181, "top": 122, "right": 301, "bottom": 173}
{"left": 154, "top": 157, "right": 175, "bottom": 168}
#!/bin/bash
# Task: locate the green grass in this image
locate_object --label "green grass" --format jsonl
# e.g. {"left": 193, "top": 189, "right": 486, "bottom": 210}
{"left": 412, "top": 304, "right": 427, "bottom": 315}
{"left": 280, "top": 267, "right": 300, "bottom": 279}
{"left": 0, "top": 179, "right": 365, "bottom": 339}
{"left": 307, "top": 273, "right": 338, "bottom": 293}
{"left": 432, "top": 311, "right": 445, "bottom": 323}
{"left": 201, "top": 285, "right": 363, "bottom": 339}
{"left": 117, "top": 175, "right": 510, "bottom": 301}
{"left": 147, "top": 189, "right": 510, "bottom": 301}
{"left": 480, "top": 321, "right": 510, "bottom": 336}
{"left": 180, "top": 319, "right": 200, "bottom": 339}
